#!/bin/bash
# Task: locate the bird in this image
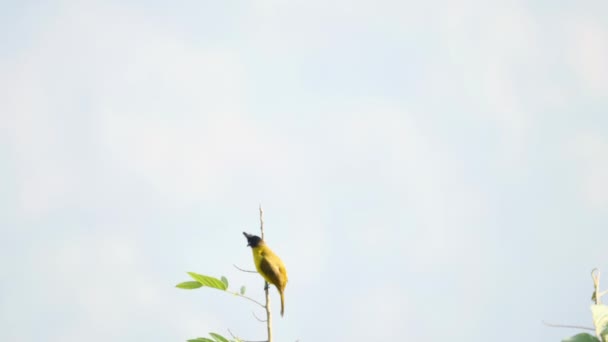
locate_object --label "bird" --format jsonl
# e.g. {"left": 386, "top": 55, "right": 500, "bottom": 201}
{"left": 243, "top": 232, "right": 288, "bottom": 317}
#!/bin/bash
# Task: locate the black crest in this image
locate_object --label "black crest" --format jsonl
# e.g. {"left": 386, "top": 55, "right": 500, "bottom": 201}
{"left": 243, "top": 232, "right": 262, "bottom": 248}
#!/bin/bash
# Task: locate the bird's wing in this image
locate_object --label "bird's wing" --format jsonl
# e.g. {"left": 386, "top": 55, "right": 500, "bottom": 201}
{"left": 259, "top": 256, "right": 283, "bottom": 287}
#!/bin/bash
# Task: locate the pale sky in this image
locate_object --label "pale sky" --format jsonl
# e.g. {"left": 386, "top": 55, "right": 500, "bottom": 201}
{"left": 1, "top": 1, "right": 608, "bottom": 341}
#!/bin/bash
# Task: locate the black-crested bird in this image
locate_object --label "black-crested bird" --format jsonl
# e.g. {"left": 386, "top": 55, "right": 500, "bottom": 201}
{"left": 243, "top": 232, "right": 288, "bottom": 316}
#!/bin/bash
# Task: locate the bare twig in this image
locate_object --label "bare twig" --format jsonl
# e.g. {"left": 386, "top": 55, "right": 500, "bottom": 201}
{"left": 224, "top": 290, "right": 266, "bottom": 308}
{"left": 227, "top": 329, "right": 239, "bottom": 341}
{"left": 233, "top": 264, "right": 258, "bottom": 273}
{"left": 542, "top": 321, "right": 595, "bottom": 331}
{"left": 227, "top": 328, "right": 268, "bottom": 342}
{"left": 260, "top": 204, "right": 265, "bottom": 240}
{"left": 592, "top": 268, "right": 601, "bottom": 305}
{"left": 252, "top": 311, "right": 267, "bottom": 322}
{"left": 259, "top": 204, "right": 273, "bottom": 342}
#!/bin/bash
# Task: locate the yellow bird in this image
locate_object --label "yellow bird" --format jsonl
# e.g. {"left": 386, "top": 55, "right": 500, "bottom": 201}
{"left": 243, "top": 232, "right": 288, "bottom": 317}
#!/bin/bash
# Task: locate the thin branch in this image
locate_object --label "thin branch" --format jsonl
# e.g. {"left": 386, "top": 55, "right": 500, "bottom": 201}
{"left": 592, "top": 268, "right": 601, "bottom": 305}
{"left": 228, "top": 328, "right": 236, "bottom": 338}
{"left": 225, "top": 290, "right": 266, "bottom": 308}
{"left": 543, "top": 268, "right": 606, "bottom": 339}
{"left": 543, "top": 321, "right": 595, "bottom": 331}
{"left": 227, "top": 328, "right": 268, "bottom": 342}
{"left": 233, "top": 264, "right": 258, "bottom": 273}
{"left": 252, "top": 311, "right": 267, "bottom": 322}
{"left": 264, "top": 284, "right": 272, "bottom": 342}
{"left": 259, "top": 204, "right": 272, "bottom": 342}
{"left": 260, "top": 204, "right": 265, "bottom": 240}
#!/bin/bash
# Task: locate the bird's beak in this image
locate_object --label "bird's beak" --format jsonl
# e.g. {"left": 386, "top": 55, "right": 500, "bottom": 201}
{"left": 243, "top": 232, "right": 251, "bottom": 247}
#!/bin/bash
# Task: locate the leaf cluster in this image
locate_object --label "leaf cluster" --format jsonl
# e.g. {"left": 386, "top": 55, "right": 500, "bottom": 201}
{"left": 176, "top": 272, "right": 246, "bottom": 295}
{"left": 562, "top": 269, "right": 608, "bottom": 342}
{"left": 176, "top": 272, "right": 248, "bottom": 342}
{"left": 187, "top": 332, "right": 240, "bottom": 342}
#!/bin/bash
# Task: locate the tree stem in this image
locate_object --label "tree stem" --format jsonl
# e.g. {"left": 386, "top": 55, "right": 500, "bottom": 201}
{"left": 260, "top": 205, "right": 272, "bottom": 342}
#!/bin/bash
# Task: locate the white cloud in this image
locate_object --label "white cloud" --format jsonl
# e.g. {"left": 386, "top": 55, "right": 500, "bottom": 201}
{"left": 3, "top": 1, "right": 607, "bottom": 341}
{"left": 0, "top": 0, "right": 287, "bottom": 213}
{"left": 321, "top": 100, "right": 491, "bottom": 268}
{"left": 0, "top": 64, "right": 78, "bottom": 218}
{"left": 439, "top": 1, "right": 539, "bottom": 168}
{"left": 571, "top": 132, "right": 608, "bottom": 211}
{"left": 344, "top": 283, "right": 419, "bottom": 340}
{"left": 97, "top": 114, "right": 273, "bottom": 203}
{"left": 0, "top": 230, "right": 225, "bottom": 342}
{"left": 569, "top": 17, "right": 608, "bottom": 96}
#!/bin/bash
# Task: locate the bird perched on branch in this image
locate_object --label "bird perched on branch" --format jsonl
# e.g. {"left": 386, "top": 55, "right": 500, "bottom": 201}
{"left": 243, "top": 232, "right": 288, "bottom": 317}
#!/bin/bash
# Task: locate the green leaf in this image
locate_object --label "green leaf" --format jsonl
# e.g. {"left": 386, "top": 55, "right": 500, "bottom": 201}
{"left": 592, "top": 304, "right": 608, "bottom": 341}
{"left": 187, "top": 339, "right": 214, "bottom": 342}
{"left": 240, "top": 285, "right": 246, "bottom": 295}
{"left": 562, "top": 333, "right": 601, "bottom": 342}
{"left": 187, "top": 272, "right": 228, "bottom": 290}
{"left": 221, "top": 276, "right": 229, "bottom": 289}
{"left": 176, "top": 281, "right": 203, "bottom": 289}
{"left": 209, "top": 332, "right": 230, "bottom": 342}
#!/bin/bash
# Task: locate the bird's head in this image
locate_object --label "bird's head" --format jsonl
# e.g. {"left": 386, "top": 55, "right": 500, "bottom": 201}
{"left": 243, "top": 232, "right": 263, "bottom": 248}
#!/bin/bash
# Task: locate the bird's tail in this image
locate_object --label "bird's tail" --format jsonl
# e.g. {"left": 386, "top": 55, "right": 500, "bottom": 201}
{"left": 280, "top": 289, "right": 285, "bottom": 317}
